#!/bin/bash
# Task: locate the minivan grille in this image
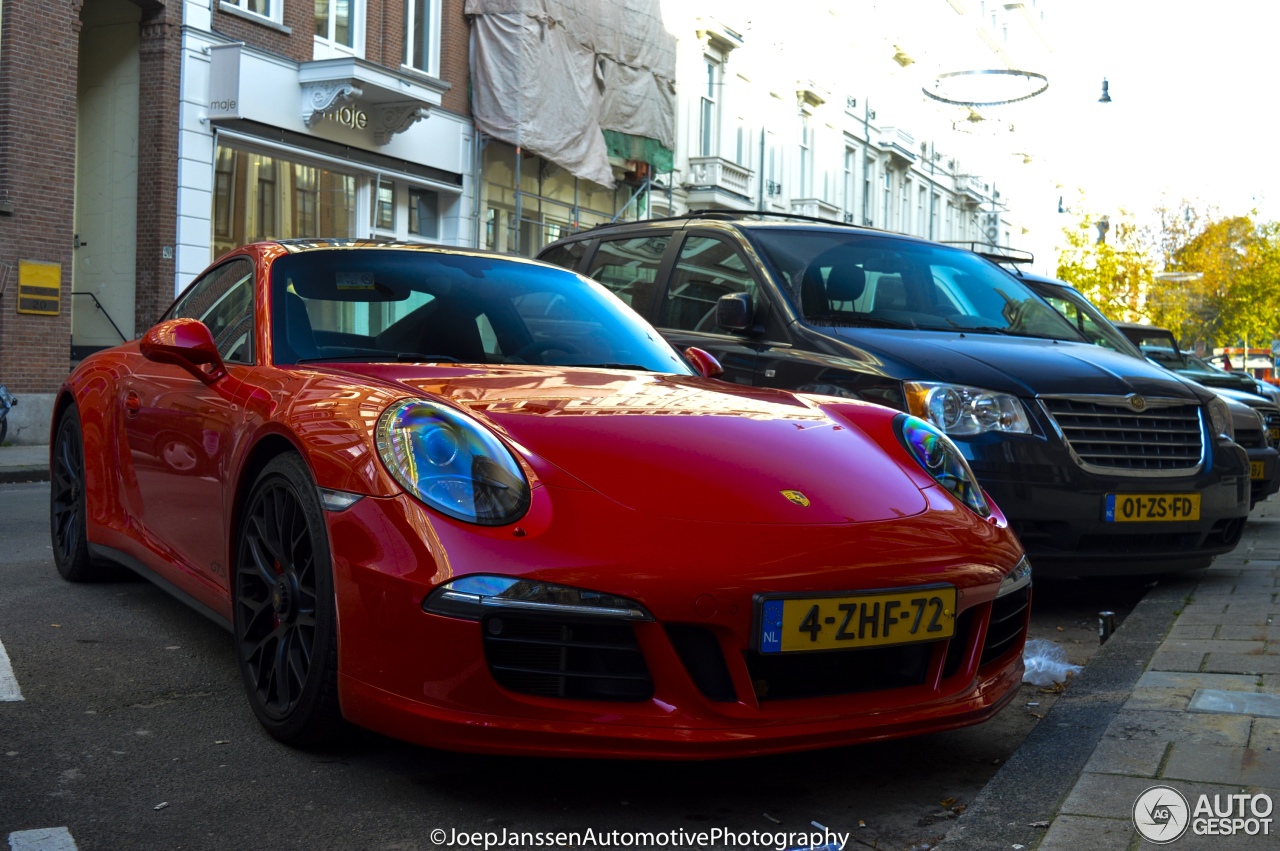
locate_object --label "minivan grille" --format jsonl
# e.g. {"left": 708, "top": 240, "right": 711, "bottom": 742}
{"left": 1040, "top": 397, "right": 1203, "bottom": 472}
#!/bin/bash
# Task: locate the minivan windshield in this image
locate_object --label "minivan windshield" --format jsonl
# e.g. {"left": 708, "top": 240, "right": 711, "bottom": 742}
{"left": 1018, "top": 277, "right": 1145, "bottom": 358}
{"left": 747, "top": 228, "right": 1085, "bottom": 341}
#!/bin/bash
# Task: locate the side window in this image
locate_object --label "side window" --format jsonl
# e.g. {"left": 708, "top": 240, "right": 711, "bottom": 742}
{"left": 584, "top": 235, "right": 668, "bottom": 319}
{"left": 170, "top": 258, "right": 256, "bottom": 364}
{"left": 539, "top": 240, "right": 588, "bottom": 273}
{"left": 659, "top": 235, "right": 760, "bottom": 333}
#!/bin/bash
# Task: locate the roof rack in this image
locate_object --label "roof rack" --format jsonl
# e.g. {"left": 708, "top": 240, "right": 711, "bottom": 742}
{"left": 581, "top": 209, "right": 869, "bottom": 233}
{"left": 942, "top": 241, "right": 1034, "bottom": 265}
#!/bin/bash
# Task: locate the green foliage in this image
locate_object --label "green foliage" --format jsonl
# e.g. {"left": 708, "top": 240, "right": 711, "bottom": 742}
{"left": 1054, "top": 208, "right": 1154, "bottom": 324}
{"left": 1056, "top": 199, "right": 1280, "bottom": 352}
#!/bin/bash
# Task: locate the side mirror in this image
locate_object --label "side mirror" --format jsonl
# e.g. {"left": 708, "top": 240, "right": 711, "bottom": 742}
{"left": 140, "top": 319, "right": 227, "bottom": 384}
{"left": 684, "top": 346, "right": 725, "bottom": 379}
{"left": 715, "top": 292, "right": 753, "bottom": 332}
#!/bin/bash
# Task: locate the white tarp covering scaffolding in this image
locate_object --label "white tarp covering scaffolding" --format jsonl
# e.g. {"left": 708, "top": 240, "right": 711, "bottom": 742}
{"left": 466, "top": 0, "right": 676, "bottom": 188}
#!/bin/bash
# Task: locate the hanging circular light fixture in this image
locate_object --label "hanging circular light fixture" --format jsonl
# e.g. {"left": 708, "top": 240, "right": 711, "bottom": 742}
{"left": 923, "top": 69, "right": 1049, "bottom": 107}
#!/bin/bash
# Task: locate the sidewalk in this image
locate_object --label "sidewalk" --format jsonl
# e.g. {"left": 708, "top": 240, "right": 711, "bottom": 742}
{"left": 944, "top": 499, "right": 1280, "bottom": 850}
{"left": 0, "top": 443, "right": 47, "bottom": 483}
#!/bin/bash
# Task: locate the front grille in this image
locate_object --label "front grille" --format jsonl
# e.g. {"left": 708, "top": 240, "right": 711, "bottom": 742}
{"left": 981, "top": 586, "right": 1030, "bottom": 666}
{"left": 942, "top": 610, "right": 976, "bottom": 679}
{"left": 1263, "top": 410, "right": 1280, "bottom": 446}
{"left": 744, "top": 642, "right": 934, "bottom": 700}
{"left": 1040, "top": 397, "right": 1203, "bottom": 472}
{"left": 1237, "top": 429, "right": 1266, "bottom": 449}
{"left": 666, "top": 625, "right": 737, "bottom": 702}
{"left": 482, "top": 614, "right": 653, "bottom": 701}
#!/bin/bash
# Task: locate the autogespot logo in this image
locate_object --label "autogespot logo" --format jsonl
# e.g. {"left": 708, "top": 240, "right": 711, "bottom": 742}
{"left": 1134, "top": 785, "right": 1190, "bottom": 844}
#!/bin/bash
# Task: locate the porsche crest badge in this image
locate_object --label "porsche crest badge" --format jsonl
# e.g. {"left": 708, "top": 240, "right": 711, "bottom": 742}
{"left": 781, "top": 490, "right": 811, "bottom": 507}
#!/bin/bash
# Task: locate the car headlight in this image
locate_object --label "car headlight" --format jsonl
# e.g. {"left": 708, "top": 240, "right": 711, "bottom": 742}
{"left": 998, "top": 555, "right": 1032, "bottom": 597}
{"left": 895, "top": 414, "right": 992, "bottom": 517}
{"left": 1206, "top": 395, "right": 1234, "bottom": 441}
{"left": 423, "top": 575, "right": 653, "bottom": 621}
{"left": 903, "top": 382, "right": 1031, "bottom": 436}
{"left": 376, "top": 399, "right": 531, "bottom": 525}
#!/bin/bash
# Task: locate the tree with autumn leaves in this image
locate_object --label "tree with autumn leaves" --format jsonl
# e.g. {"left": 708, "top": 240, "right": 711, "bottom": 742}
{"left": 1055, "top": 200, "right": 1280, "bottom": 353}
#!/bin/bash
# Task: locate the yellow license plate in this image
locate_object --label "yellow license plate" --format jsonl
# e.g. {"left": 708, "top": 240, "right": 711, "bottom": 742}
{"left": 1105, "top": 493, "right": 1200, "bottom": 522}
{"left": 1252, "top": 461, "right": 1266, "bottom": 480}
{"left": 1270, "top": 427, "right": 1280, "bottom": 443}
{"left": 758, "top": 587, "right": 957, "bottom": 653}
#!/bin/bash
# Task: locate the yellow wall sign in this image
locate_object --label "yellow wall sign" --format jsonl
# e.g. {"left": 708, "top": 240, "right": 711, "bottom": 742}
{"left": 17, "top": 259, "right": 61, "bottom": 315}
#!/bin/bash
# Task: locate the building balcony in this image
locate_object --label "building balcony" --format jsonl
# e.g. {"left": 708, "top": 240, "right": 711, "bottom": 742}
{"left": 791, "top": 198, "right": 841, "bottom": 221}
{"left": 954, "top": 174, "right": 990, "bottom": 206}
{"left": 876, "top": 127, "right": 917, "bottom": 165}
{"left": 685, "top": 156, "right": 755, "bottom": 210}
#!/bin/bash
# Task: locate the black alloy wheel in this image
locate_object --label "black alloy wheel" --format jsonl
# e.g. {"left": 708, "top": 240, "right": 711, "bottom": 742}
{"left": 50, "top": 407, "right": 102, "bottom": 581}
{"left": 234, "top": 453, "right": 342, "bottom": 746}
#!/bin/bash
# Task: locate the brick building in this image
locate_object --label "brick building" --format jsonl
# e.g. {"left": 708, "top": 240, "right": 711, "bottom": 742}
{"left": 0, "top": 0, "right": 475, "bottom": 442}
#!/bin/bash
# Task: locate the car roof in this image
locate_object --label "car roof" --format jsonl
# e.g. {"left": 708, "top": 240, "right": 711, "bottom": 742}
{"left": 549, "top": 212, "right": 935, "bottom": 246}
{"left": 1112, "top": 320, "right": 1171, "bottom": 333}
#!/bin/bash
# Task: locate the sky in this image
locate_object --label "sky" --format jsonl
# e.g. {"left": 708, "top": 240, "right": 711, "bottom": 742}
{"left": 684, "top": 1, "right": 1279, "bottom": 272}
{"left": 905, "top": 0, "right": 1280, "bottom": 268}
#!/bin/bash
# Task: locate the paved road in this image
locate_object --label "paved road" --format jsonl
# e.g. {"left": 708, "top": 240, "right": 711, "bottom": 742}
{"left": 0, "top": 482, "right": 1146, "bottom": 851}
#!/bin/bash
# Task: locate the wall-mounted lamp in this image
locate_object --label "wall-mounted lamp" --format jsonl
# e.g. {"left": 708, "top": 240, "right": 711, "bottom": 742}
{"left": 1099, "top": 78, "right": 1112, "bottom": 103}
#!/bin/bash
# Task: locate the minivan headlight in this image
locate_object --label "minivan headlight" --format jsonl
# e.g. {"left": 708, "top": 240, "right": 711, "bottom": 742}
{"left": 895, "top": 414, "right": 991, "bottom": 517}
{"left": 903, "top": 382, "right": 1032, "bottom": 436}
{"left": 1206, "top": 395, "right": 1235, "bottom": 441}
{"left": 376, "top": 399, "right": 531, "bottom": 525}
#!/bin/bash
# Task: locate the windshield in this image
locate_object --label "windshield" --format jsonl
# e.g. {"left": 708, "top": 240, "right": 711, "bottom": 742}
{"left": 1019, "top": 279, "right": 1144, "bottom": 358}
{"left": 270, "top": 249, "right": 689, "bottom": 373}
{"left": 746, "top": 228, "right": 1083, "bottom": 341}
{"left": 1122, "top": 329, "right": 1189, "bottom": 370}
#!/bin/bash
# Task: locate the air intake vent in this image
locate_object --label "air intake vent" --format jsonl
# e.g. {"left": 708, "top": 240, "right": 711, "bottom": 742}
{"left": 981, "top": 586, "right": 1030, "bottom": 666}
{"left": 482, "top": 614, "right": 653, "bottom": 701}
{"left": 1040, "top": 397, "right": 1203, "bottom": 473}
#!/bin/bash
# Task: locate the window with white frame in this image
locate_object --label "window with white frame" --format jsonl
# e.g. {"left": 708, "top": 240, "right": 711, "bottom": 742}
{"left": 374, "top": 177, "right": 395, "bottom": 231}
{"left": 221, "top": 0, "right": 282, "bottom": 25}
{"left": 864, "top": 157, "right": 874, "bottom": 226}
{"left": 699, "top": 57, "right": 720, "bottom": 157}
{"left": 798, "top": 114, "right": 812, "bottom": 198}
{"left": 315, "top": 0, "right": 361, "bottom": 55}
{"left": 405, "top": 0, "right": 441, "bottom": 76}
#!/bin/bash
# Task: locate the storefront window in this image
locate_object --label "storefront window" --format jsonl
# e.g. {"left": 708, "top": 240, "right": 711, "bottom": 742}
{"left": 212, "top": 143, "right": 356, "bottom": 257}
{"left": 375, "top": 178, "right": 395, "bottom": 230}
{"left": 408, "top": 188, "right": 438, "bottom": 238}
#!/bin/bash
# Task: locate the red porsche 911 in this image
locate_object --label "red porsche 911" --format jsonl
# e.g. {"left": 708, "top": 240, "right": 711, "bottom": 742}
{"left": 51, "top": 241, "right": 1030, "bottom": 758}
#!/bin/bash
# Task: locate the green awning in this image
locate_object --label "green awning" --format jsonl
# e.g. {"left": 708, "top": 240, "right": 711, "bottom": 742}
{"left": 602, "top": 130, "right": 673, "bottom": 174}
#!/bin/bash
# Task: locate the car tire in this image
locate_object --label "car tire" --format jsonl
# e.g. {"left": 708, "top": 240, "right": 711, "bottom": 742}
{"left": 233, "top": 452, "right": 344, "bottom": 747}
{"left": 50, "top": 407, "right": 105, "bottom": 582}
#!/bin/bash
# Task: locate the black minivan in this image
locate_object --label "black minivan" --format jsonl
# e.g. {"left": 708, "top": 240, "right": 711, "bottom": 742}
{"left": 538, "top": 214, "right": 1250, "bottom": 575}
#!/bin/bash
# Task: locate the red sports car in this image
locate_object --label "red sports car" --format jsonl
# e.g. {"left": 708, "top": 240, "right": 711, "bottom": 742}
{"left": 51, "top": 241, "right": 1030, "bottom": 758}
